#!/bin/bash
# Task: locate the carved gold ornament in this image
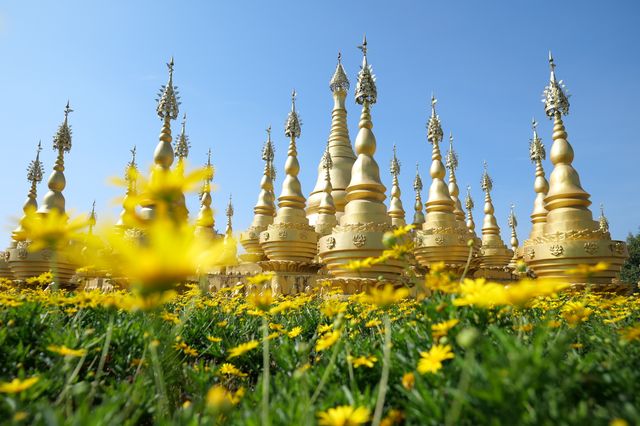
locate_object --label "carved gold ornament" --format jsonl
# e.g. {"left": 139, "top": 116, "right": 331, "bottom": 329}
{"left": 352, "top": 234, "right": 367, "bottom": 248}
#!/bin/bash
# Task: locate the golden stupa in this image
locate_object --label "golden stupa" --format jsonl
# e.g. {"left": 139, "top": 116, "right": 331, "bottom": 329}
{"left": 259, "top": 91, "right": 320, "bottom": 294}
{"left": 523, "top": 53, "right": 628, "bottom": 285}
{"left": 314, "top": 144, "right": 338, "bottom": 237}
{"left": 412, "top": 164, "right": 425, "bottom": 227}
{"left": 507, "top": 205, "right": 521, "bottom": 271}
{"left": 475, "top": 162, "right": 513, "bottom": 278}
{"left": 239, "top": 128, "right": 277, "bottom": 262}
{"left": 8, "top": 104, "right": 77, "bottom": 286}
{"left": 318, "top": 37, "right": 406, "bottom": 292}
{"left": 194, "top": 149, "right": 218, "bottom": 241}
{"left": 414, "top": 96, "right": 473, "bottom": 273}
{"left": 388, "top": 145, "right": 406, "bottom": 227}
{"left": 307, "top": 53, "right": 356, "bottom": 225}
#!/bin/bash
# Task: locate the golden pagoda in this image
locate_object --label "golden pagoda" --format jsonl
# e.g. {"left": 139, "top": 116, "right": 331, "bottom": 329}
{"left": 8, "top": 103, "right": 77, "bottom": 285}
{"left": 194, "top": 149, "right": 217, "bottom": 240}
{"left": 388, "top": 145, "right": 406, "bottom": 227}
{"left": 307, "top": 53, "right": 356, "bottom": 224}
{"left": 412, "top": 164, "right": 425, "bottom": 227}
{"left": 507, "top": 204, "right": 521, "bottom": 271}
{"left": 314, "top": 144, "right": 338, "bottom": 236}
{"left": 139, "top": 57, "right": 181, "bottom": 221}
{"left": 259, "top": 91, "right": 320, "bottom": 294}
{"left": 414, "top": 96, "right": 472, "bottom": 274}
{"left": 475, "top": 162, "right": 513, "bottom": 278}
{"left": 173, "top": 113, "right": 191, "bottom": 221}
{"left": 318, "top": 36, "right": 405, "bottom": 292}
{"left": 218, "top": 195, "right": 238, "bottom": 267}
{"left": 524, "top": 53, "right": 628, "bottom": 285}
{"left": 445, "top": 133, "right": 466, "bottom": 225}
{"left": 116, "top": 146, "right": 138, "bottom": 231}
{"left": 240, "top": 128, "right": 277, "bottom": 262}
{"left": 526, "top": 119, "right": 549, "bottom": 241}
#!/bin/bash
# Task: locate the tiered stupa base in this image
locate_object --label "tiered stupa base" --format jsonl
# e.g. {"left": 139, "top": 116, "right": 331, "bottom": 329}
{"left": 260, "top": 223, "right": 318, "bottom": 263}
{"left": 0, "top": 254, "right": 14, "bottom": 280}
{"left": 414, "top": 229, "right": 474, "bottom": 276}
{"left": 7, "top": 243, "right": 76, "bottom": 288}
{"left": 524, "top": 236, "right": 628, "bottom": 286}
{"left": 475, "top": 244, "right": 513, "bottom": 280}
{"left": 318, "top": 224, "right": 405, "bottom": 293}
{"left": 258, "top": 260, "right": 323, "bottom": 295}
{"left": 240, "top": 225, "right": 269, "bottom": 263}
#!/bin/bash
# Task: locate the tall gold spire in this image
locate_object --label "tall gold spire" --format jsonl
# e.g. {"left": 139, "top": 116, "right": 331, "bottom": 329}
{"left": 38, "top": 102, "right": 73, "bottom": 215}
{"left": 527, "top": 118, "right": 549, "bottom": 240}
{"left": 524, "top": 52, "right": 627, "bottom": 285}
{"left": 141, "top": 57, "right": 180, "bottom": 220}
{"left": 388, "top": 144, "right": 406, "bottom": 227}
{"left": 477, "top": 162, "right": 512, "bottom": 271}
{"left": 12, "top": 142, "right": 44, "bottom": 241}
{"left": 175, "top": 113, "right": 190, "bottom": 161}
{"left": 260, "top": 91, "right": 318, "bottom": 264}
{"left": 116, "top": 146, "right": 138, "bottom": 229}
{"left": 195, "top": 149, "right": 216, "bottom": 239}
{"left": 424, "top": 95, "right": 454, "bottom": 214}
{"left": 88, "top": 201, "right": 97, "bottom": 235}
{"left": 598, "top": 204, "right": 609, "bottom": 234}
{"left": 412, "top": 163, "right": 425, "bottom": 226}
{"left": 307, "top": 52, "right": 356, "bottom": 223}
{"left": 446, "top": 132, "right": 465, "bottom": 223}
{"left": 319, "top": 36, "right": 405, "bottom": 287}
{"left": 507, "top": 204, "right": 519, "bottom": 269}
{"left": 240, "top": 127, "right": 278, "bottom": 262}
{"left": 315, "top": 143, "right": 338, "bottom": 236}
{"left": 464, "top": 185, "right": 476, "bottom": 234}
{"left": 219, "top": 194, "right": 238, "bottom": 267}
{"left": 225, "top": 194, "right": 234, "bottom": 237}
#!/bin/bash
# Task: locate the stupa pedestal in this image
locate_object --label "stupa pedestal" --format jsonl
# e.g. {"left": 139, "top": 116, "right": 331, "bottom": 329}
{"left": 7, "top": 242, "right": 76, "bottom": 286}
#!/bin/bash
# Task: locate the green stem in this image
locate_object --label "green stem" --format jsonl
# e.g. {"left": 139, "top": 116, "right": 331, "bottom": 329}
{"left": 262, "top": 316, "right": 270, "bottom": 426}
{"left": 55, "top": 353, "right": 87, "bottom": 405}
{"left": 87, "top": 313, "right": 114, "bottom": 405}
{"left": 372, "top": 314, "right": 392, "bottom": 426}
{"left": 344, "top": 341, "right": 358, "bottom": 398}
{"left": 445, "top": 348, "right": 474, "bottom": 426}
{"left": 459, "top": 243, "right": 474, "bottom": 283}
{"left": 310, "top": 334, "right": 343, "bottom": 405}
{"left": 149, "top": 340, "right": 169, "bottom": 417}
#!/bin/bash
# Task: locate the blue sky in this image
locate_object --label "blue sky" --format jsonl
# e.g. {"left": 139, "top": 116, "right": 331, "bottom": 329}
{"left": 1, "top": 1, "right": 639, "bottom": 243}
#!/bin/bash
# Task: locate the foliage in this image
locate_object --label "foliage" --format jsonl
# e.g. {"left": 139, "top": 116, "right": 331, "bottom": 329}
{"left": 0, "top": 281, "right": 638, "bottom": 425}
{"left": 621, "top": 230, "right": 640, "bottom": 284}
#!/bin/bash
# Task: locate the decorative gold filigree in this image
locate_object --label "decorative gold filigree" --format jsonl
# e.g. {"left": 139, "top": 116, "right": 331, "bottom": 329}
{"left": 584, "top": 242, "right": 598, "bottom": 255}
{"left": 549, "top": 244, "right": 564, "bottom": 257}
{"left": 352, "top": 234, "right": 367, "bottom": 248}
{"left": 326, "top": 237, "right": 336, "bottom": 250}
{"left": 525, "top": 247, "right": 535, "bottom": 259}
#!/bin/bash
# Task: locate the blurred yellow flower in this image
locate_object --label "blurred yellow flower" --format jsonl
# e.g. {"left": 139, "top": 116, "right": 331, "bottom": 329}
{"left": 317, "top": 405, "right": 371, "bottom": 426}
{"left": 206, "top": 385, "right": 244, "bottom": 410}
{"left": 21, "top": 208, "right": 88, "bottom": 252}
{"left": 247, "top": 289, "right": 273, "bottom": 311}
{"left": 287, "top": 326, "right": 303, "bottom": 338}
{"left": 401, "top": 372, "right": 415, "bottom": 390}
{"left": 361, "top": 284, "right": 410, "bottom": 308}
{"left": 431, "top": 319, "right": 459, "bottom": 339}
{"left": 0, "top": 377, "right": 39, "bottom": 393}
{"left": 321, "top": 300, "right": 348, "bottom": 317}
{"left": 417, "top": 344, "right": 454, "bottom": 374}
{"left": 246, "top": 272, "right": 274, "bottom": 287}
{"left": 347, "top": 355, "right": 377, "bottom": 368}
{"left": 620, "top": 325, "right": 640, "bottom": 342}
{"left": 227, "top": 340, "right": 259, "bottom": 359}
{"left": 561, "top": 301, "right": 593, "bottom": 326}
{"left": 218, "top": 363, "right": 248, "bottom": 377}
{"left": 206, "top": 336, "right": 222, "bottom": 343}
{"left": 316, "top": 330, "right": 340, "bottom": 352}
{"left": 47, "top": 344, "right": 87, "bottom": 357}
{"left": 365, "top": 319, "right": 382, "bottom": 328}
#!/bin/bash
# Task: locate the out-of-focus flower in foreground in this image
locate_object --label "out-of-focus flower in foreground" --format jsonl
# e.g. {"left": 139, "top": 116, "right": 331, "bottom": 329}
{"left": 317, "top": 405, "right": 371, "bottom": 426}
{"left": 0, "top": 377, "right": 39, "bottom": 393}
{"left": 417, "top": 344, "right": 454, "bottom": 374}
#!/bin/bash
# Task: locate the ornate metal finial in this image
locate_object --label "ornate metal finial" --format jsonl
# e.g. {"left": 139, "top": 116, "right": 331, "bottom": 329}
{"left": 599, "top": 203, "right": 609, "bottom": 233}
{"left": 27, "top": 141, "right": 44, "bottom": 184}
{"left": 413, "top": 163, "right": 423, "bottom": 192}
{"left": 284, "top": 90, "right": 302, "bottom": 138}
{"left": 465, "top": 185, "right": 475, "bottom": 211}
{"left": 322, "top": 142, "right": 333, "bottom": 172}
{"left": 175, "top": 113, "right": 190, "bottom": 159}
{"left": 88, "top": 200, "right": 97, "bottom": 232}
{"left": 390, "top": 144, "right": 401, "bottom": 177}
{"left": 204, "top": 148, "right": 213, "bottom": 183}
{"left": 355, "top": 35, "right": 377, "bottom": 105}
{"left": 226, "top": 194, "right": 234, "bottom": 231}
{"left": 508, "top": 204, "right": 518, "bottom": 230}
{"left": 542, "top": 51, "right": 570, "bottom": 118}
{"left": 128, "top": 145, "right": 137, "bottom": 169}
{"left": 481, "top": 161, "right": 493, "bottom": 193}
{"left": 53, "top": 102, "right": 73, "bottom": 153}
{"left": 156, "top": 57, "right": 180, "bottom": 120}
{"left": 529, "top": 118, "right": 546, "bottom": 163}
{"left": 446, "top": 132, "right": 458, "bottom": 171}
{"left": 330, "top": 51, "right": 350, "bottom": 93}
{"left": 426, "top": 94, "right": 443, "bottom": 144}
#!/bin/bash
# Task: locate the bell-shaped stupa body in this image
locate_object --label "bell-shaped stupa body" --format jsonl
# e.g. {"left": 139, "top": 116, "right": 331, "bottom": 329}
{"left": 524, "top": 53, "right": 627, "bottom": 285}
{"left": 414, "top": 96, "right": 474, "bottom": 273}
{"left": 314, "top": 145, "right": 338, "bottom": 236}
{"left": 195, "top": 149, "right": 218, "bottom": 241}
{"left": 476, "top": 162, "right": 513, "bottom": 274}
{"left": 318, "top": 37, "right": 406, "bottom": 290}
{"left": 116, "top": 146, "right": 139, "bottom": 231}
{"left": 307, "top": 53, "right": 356, "bottom": 224}
{"left": 259, "top": 91, "right": 318, "bottom": 263}
{"left": 240, "top": 128, "right": 277, "bottom": 262}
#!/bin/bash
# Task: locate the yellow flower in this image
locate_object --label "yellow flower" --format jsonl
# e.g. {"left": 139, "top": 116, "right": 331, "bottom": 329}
{"left": 561, "top": 301, "right": 593, "bottom": 326}
{"left": 609, "top": 418, "right": 629, "bottom": 426}
{"left": 247, "top": 289, "right": 273, "bottom": 311}
{"left": 401, "top": 372, "right": 415, "bottom": 390}
{"left": 317, "top": 405, "right": 371, "bottom": 426}
{"left": 361, "top": 284, "right": 410, "bottom": 307}
{"left": 566, "top": 262, "right": 609, "bottom": 276}
{"left": 218, "top": 363, "right": 248, "bottom": 377}
{"left": 513, "top": 323, "right": 533, "bottom": 333}
{"left": 217, "top": 320, "right": 228, "bottom": 327}
{"left": 547, "top": 320, "right": 562, "bottom": 328}
{"left": 321, "top": 300, "right": 348, "bottom": 317}
{"left": 316, "top": 330, "right": 341, "bottom": 352}
{"left": 417, "top": 344, "right": 454, "bottom": 374}
{"left": 227, "top": 340, "right": 259, "bottom": 359}
{"left": 365, "top": 318, "right": 382, "bottom": 328}
{"left": 318, "top": 324, "right": 333, "bottom": 334}
{"left": 620, "top": 325, "right": 640, "bottom": 342}
{"left": 431, "top": 319, "right": 459, "bottom": 339}
{"left": 348, "top": 355, "right": 377, "bottom": 368}
{"left": 380, "top": 409, "right": 404, "bottom": 426}
{"left": 21, "top": 208, "right": 88, "bottom": 252}
{"left": 206, "top": 385, "right": 244, "bottom": 410}
{"left": 161, "top": 311, "right": 180, "bottom": 324}
{"left": 0, "top": 377, "right": 39, "bottom": 393}
{"left": 287, "top": 326, "right": 303, "bottom": 338}
{"left": 207, "top": 336, "right": 222, "bottom": 343}
{"left": 47, "top": 344, "right": 87, "bottom": 357}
